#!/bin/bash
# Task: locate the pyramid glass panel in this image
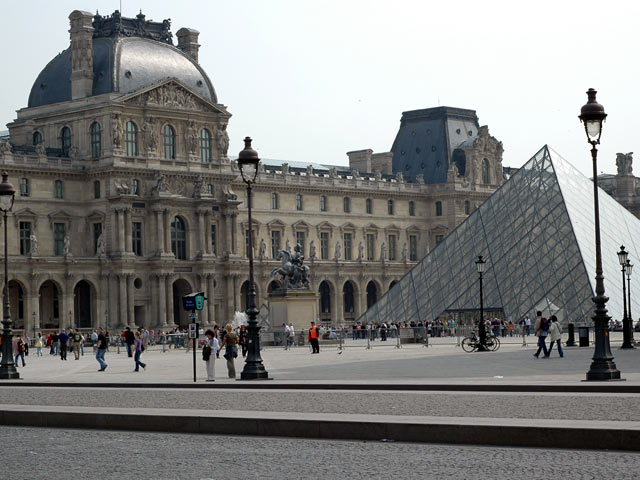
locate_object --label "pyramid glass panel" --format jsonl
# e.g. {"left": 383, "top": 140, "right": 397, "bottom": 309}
{"left": 358, "top": 145, "right": 640, "bottom": 327}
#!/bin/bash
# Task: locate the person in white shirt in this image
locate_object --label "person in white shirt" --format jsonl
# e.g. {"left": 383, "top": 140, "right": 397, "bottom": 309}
{"left": 288, "top": 323, "right": 295, "bottom": 349}
{"left": 283, "top": 323, "right": 290, "bottom": 349}
{"left": 204, "top": 329, "right": 220, "bottom": 381}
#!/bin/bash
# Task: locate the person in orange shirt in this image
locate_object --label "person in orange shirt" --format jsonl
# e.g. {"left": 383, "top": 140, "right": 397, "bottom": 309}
{"left": 308, "top": 321, "right": 320, "bottom": 354}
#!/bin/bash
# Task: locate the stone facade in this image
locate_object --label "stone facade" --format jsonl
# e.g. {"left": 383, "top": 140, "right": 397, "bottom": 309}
{"left": 0, "top": 10, "right": 505, "bottom": 334}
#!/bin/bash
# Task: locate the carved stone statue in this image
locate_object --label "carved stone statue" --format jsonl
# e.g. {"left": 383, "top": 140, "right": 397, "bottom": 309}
{"left": 30, "top": 234, "right": 38, "bottom": 256}
{"left": 357, "top": 241, "right": 364, "bottom": 262}
{"left": 616, "top": 152, "right": 633, "bottom": 176}
{"left": 309, "top": 240, "right": 317, "bottom": 262}
{"left": 35, "top": 143, "right": 46, "bottom": 157}
{"left": 270, "top": 244, "right": 310, "bottom": 290}
{"left": 329, "top": 167, "right": 338, "bottom": 179}
{"left": 63, "top": 235, "right": 71, "bottom": 256}
{"left": 286, "top": 238, "right": 291, "bottom": 253}
{"left": 334, "top": 241, "right": 341, "bottom": 261}
{"left": 375, "top": 171, "right": 382, "bottom": 181}
{"left": 352, "top": 170, "right": 361, "bottom": 179}
{"left": 0, "top": 141, "right": 11, "bottom": 155}
{"left": 112, "top": 113, "right": 122, "bottom": 149}
{"left": 151, "top": 174, "right": 170, "bottom": 196}
{"left": 416, "top": 174, "right": 425, "bottom": 184}
{"left": 306, "top": 164, "right": 314, "bottom": 176}
{"left": 193, "top": 175, "right": 204, "bottom": 199}
{"left": 282, "top": 163, "right": 290, "bottom": 175}
{"left": 143, "top": 117, "right": 157, "bottom": 151}
{"left": 96, "top": 233, "right": 106, "bottom": 256}
{"left": 380, "top": 242, "right": 387, "bottom": 262}
{"left": 187, "top": 120, "right": 198, "bottom": 155}
{"left": 395, "top": 172, "right": 404, "bottom": 183}
{"left": 401, "top": 243, "right": 408, "bottom": 263}
{"left": 258, "top": 238, "right": 266, "bottom": 261}
{"left": 216, "top": 124, "right": 229, "bottom": 157}
{"left": 114, "top": 180, "right": 131, "bottom": 195}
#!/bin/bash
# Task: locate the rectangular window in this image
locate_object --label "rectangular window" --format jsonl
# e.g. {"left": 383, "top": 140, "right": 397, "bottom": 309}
{"left": 366, "top": 234, "right": 375, "bottom": 261}
{"left": 343, "top": 233, "right": 352, "bottom": 261}
{"left": 271, "top": 230, "right": 281, "bottom": 259}
{"left": 19, "top": 221, "right": 31, "bottom": 256}
{"left": 320, "top": 196, "right": 327, "bottom": 212}
{"left": 409, "top": 235, "right": 417, "bottom": 261}
{"left": 271, "top": 193, "right": 279, "bottom": 210}
{"left": 93, "top": 223, "right": 103, "bottom": 255}
{"left": 409, "top": 201, "right": 415, "bottom": 216}
{"left": 436, "top": 201, "right": 443, "bottom": 217}
{"left": 132, "top": 222, "right": 142, "bottom": 256}
{"left": 20, "top": 178, "right": 29, "bottom": 197}
{"left": 296, "top": 194, "right": 303, "bottom": 211}
{"left": 295, "top": 231, "right": 306, "bottom": 255}
{"left": 210, "top": 224, "right": 217, "bottom": 255}
{"left": 436, "top": 235, "right": 444, "bottom": 245}
{"left": 366, "top": 199, "right": 372, "bottom": 214}
{"left": 343, "top": 197, "right": 350, "bottom": 213}
{"left": 388, "top": 234, "right": 397, "bottom": 261}
{"left": 54, "top": 223, "right": 65, "bottom": 256}
{"left": 320, "top": 232, "right": 329, "bottom": 260}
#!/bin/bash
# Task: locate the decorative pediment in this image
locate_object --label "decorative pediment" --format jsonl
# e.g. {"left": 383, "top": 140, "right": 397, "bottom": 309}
{"left": 291, "top": 220, "right": 311, "bottom": 233}
{"left": 267, "top": 219, "right": 286, "bottom": 231}
{"left": 384, "top": 223, "right": 401, "bottom": 234}
{"left": 13, "top": 207, "right": 38, "bottom": 228}
{"left": 339, "top": 221, "right": 357, "bottom": 233}
{"left": 431, "top": 224, "right": 448, "bottom": 234}
{"left": 120, "top": 78, "right": 228, "bottom": 114}
{"left": 48, "top": 210, "right": 73, "bottom": 229}
{"left": 406, "top": 224, "right": 421, "bottom": 233}
{"left": 86, "top": 210, "right": 106, "bottom": 224}
{"left": 316, "top": 221, "right": 335, "bottom": 239}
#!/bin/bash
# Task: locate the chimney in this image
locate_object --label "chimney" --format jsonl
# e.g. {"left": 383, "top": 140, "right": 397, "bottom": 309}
{"left": 176, "top": 28, "right": 201, "bottom": 63}
{"left": 347, "top": 149, "right": 373, "bottom": 173}
{"left": 68, "top": 10, "right": 94, "bottom": 99}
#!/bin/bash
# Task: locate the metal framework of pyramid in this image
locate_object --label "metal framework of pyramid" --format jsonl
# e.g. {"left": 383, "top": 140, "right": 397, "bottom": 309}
{"left": 358, "top": 145, "right": 640, "bottom": 326}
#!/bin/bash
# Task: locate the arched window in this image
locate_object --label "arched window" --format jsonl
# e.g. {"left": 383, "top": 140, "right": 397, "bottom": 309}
{"left": 54, "top": 180, "right": 63, "bottom": 199}
{"left": 163, "top": 124, "right": 176, "bottom": 159}
{"left": 132, "top": 179, "right": 140, "bottom": 196}
{"left": 33, "top": 131, "right": 42, "bottom": 146}
{"left": 482, "top": 158, "right": 490, "bottom": 184}
{"left": 343, "top": 197, "right": 351, "bottom": 213}
{"left": 366, "top": 281, "right": 378, "bottom": 308}
{"left": 125, "top": 121, "right": 138, "bottom": 157}
{"left": 90, "top": 122, "right": 101, "bottom": 159}
{"left": 343, "top": 281, "right": 355, "bottom": 314}
{"left": 200, "top": 128, "right": 211, "bottom": 163}
{"left": 320, "top": 195, "right": 327, "bottom": 212}
{"left": 60, "top": 127, "right": 71, "bottom": 156}
{"left": 319, "top": 281, "right": 331, "bottom": 314}
{"left": 94, "top": 180, "right": 101, "bottom": 199}
{"left": 171, "top": 216, "right": 187, "bottom": 260}
{"left": 296, "top": 193, "right": 303, "bottom": 211}
{"left": 388, "top": 199, "right": 394, "bottom": 215}
{"left": 271, "top": 192, "right": 279, "bottom": 210}
{"left": 409, "top": 201, "right": 415, "bottom": 216}
{"left": 366, "top": 198, "right": 372, "bottom": 214}
{"left": 435, "top": 201, "right": 442, "bottom": 217}
{"left": 465, "top": 200, "right": 470, "bottom": 215}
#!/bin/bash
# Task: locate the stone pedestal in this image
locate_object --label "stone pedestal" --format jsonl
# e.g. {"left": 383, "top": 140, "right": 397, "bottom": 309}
{"left": 268, "top": 290, "right": 317, "bottom": 332}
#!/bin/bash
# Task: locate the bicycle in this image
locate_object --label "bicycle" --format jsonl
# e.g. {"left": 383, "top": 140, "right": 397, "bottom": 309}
{"left": 461, "top": 331, "right": 500, "bottom": 352}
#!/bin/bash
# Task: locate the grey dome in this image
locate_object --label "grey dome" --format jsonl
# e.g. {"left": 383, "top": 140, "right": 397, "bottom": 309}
{"left": 28, "top": 36, "right": 217, "bottom": 108}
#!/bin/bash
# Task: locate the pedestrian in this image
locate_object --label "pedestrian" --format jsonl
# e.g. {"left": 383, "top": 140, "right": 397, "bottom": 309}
{"left": 221, "top": 323, "right": 238, "bottom": 378}
{"left": 533, "top": 311, "right": 550, "bottom": 358}
{"left": 13, "top": 335, "right": 26, "bottom": 367}
{"left": 58, "top": 329, "right": 69, "bottom": 361}
{"left": 283, "top": 323, "right": 290, "bottom": 350}
{"left": 96, "top": 327, "right": 108, "bottom": 371}
{"left": 90, "top": 329, "right": 98, "bottom": 352}
{"left": 132, "top": 331, "right": 146, "bottom": 372}
{"left": 203, "top": 329, "right": 219, "bottom": 381}
{"left": 72, "top": 329, "right": 82, "bottom": 360}
{"left": 213, "top": 325, "right": 221, "bottom": 358}
{"left": 238, "top": 324, "right": 248, "bottom": 357}
{"left": 35, "top": 333, "right": 43, "bottom": 357}
{"left": 308, "top": 321, "right": 320, "bottom": 354}
{"left": 124, "top": 327, "right": 135, "bottom": 357}
{"left": 287, "top": 323, "right": 295, "bottom": 349}
{"left": 52, "top": 331, "right": 59, "bottom": 356}
{"left": 547, "top": 315, "right": 564, "bottom": 358}
{"left": 524, "top": 315, "right": 531, "bottom": 336}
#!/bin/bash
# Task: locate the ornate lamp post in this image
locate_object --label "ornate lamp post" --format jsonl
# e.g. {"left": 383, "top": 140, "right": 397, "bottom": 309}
{"left": 475, "top": 255, "right": 488, "bottom": 351}
{"left": 237, "top": 137, "right": 269, "bottom": 380}
{"left": 0, "top": 172, "right": 18, "bottom": 379}
{"left": 579, "top": 89, "right": 621, "bottom": 380}
{"left": 626, "top": 260, "right": 635, "bottom": 345}
{"left": 618, "top": 246, "right": 634, "bottom": 349}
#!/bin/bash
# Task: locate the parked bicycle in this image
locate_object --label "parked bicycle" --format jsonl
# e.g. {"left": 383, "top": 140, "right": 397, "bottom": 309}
{"left": 461, "top": 331, "right": 500, "bottom": 352}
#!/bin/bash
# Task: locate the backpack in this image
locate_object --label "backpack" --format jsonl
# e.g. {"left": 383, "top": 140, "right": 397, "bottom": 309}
{"left": 540, "top": 317, "right": 550, "bottom": 332}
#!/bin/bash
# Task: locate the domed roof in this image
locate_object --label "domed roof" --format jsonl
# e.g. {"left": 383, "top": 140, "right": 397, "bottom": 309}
{"left": 28, "top": 14, "right": 216, "bottom": 108}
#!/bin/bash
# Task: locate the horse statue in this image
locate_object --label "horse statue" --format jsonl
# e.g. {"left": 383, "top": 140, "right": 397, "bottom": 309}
{"left": 270, "top": 245, "right": 310, "bottom": 290}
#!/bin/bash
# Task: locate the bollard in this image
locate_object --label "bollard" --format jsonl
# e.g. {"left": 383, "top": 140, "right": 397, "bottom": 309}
{"left": 521, "top": 325, "right": 527, "bottom": 347}
{"left": 566, "top": 323, "right": 576, "bottom": 347}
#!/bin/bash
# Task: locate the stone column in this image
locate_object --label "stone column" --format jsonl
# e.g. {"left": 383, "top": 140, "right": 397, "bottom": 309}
{"left": 117, "top": 208, "right": 125, "bottom": 253}
{"left": 118, "top": 274, "right": 127, "bottom": 327}
{"left": 155, "top": 209, "right": 165, "bottom": 255}
{"left": 204, "top": 213, "right": 211, "bottom": 255}
{"left": 198, "top": 273, "right": 208, "bottom": 326}
{"left": 124, "top": 208, "right": 132, "bottom": 254}
{"left": 27, "top": 295, "right": 39, "bottom": 335}
{"left": 158, "top": 274, "right": 167, "bottom": 327}
{"left": 166, "top": 274, "right": 174, "bottom": 326}
{"left": 164, "top": 209, "right": 171, "bottom": 255}
{"left": 231, "top": 213, "right": 237, "bottom": 255}
{"left": 98, "top": 274, "right": 108, "bottom": 329}
{"left": 224, "top": 213, "right": 232, "bottom": 257}
{"left": 127, "top": 274, "right": 135, "bottom": 327}
{"left": 207, "top": 274, "right": 215, "bottom": 327}
{"left": 197, "top": 210, "right": 206, "bottom": 257}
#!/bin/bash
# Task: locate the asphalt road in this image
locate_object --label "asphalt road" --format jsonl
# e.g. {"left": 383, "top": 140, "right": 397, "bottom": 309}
{"left": 3, "top": 427, "right": 640, "bottom": 480}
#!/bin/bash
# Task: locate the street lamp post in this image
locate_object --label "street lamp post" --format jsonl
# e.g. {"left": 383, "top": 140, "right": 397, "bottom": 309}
{"left": 579, "top": 89, "right": 621, "bottom": 380}
{"left": 626, "top": 260, "right": 635, "bottom": 345}
{"left": 475, "top": 255, "right": 488, "bottom": 352}
{"left": 31, "top": 311, "right": 35, "bottom": 342}
{"left": 618, "top": 246, "right": 634, "bottom": 349}
{"left": 237, "top": 137, "right": 269, "bottom": 380}
{"left": 0, "top": 172, "right": 18, "bottom": 379}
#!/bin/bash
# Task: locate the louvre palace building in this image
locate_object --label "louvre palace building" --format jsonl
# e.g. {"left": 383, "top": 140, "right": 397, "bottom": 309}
{"left": 0, "top": 10, "right": 505, "bottom": 333}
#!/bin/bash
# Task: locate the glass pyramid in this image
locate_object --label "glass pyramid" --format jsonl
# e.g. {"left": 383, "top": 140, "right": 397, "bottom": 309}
{"left": 359, "top": 145, "right": 640, "bottom": 327}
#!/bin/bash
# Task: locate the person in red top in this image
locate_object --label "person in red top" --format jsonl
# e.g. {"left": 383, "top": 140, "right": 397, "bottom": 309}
{"left": 308, "top": 321, "right": 320, "bottom": 354}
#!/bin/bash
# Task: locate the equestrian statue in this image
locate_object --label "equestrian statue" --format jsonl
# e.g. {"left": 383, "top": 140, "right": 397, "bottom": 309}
{"left": 270, "top": 243, "right": 310, "bottom": 290}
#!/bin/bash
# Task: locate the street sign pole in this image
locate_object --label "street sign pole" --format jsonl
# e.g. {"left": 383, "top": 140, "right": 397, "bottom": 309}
{"left": 189, "top": 319, "right": 198, "bottom": 382}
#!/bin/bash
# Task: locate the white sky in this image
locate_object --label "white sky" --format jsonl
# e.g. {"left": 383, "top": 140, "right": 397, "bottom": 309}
{"left": 1, "top": 0, "right": 638, "bottom": 177}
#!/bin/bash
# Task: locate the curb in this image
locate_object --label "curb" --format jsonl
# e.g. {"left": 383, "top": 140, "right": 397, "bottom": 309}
{"left": 1, "top": 406, "right": 639, "bottom": 451}
{"left": 1, "top": 382, "right": 640, "bottom": 393}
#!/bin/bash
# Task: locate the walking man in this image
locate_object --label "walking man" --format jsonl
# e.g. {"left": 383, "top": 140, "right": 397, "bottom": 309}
{"left": 124, "top": 326, "right": 135, "bottom": 357}
{"left": 288, "top": 323, "right": 295, "bottom": 349}
{"left": 533, "top": 311, "right": 550, "bottom": 358}
{"left": 133, "top": 331, "right": 146, "bottom": 372}
{"left": 547, "top": 315, "right": 564, "bottom": 358}
{"left": 72, "top": 329, "right": 82, "bottom": 360}
{"left": 308, "top": 321, "right": 320, "bottom": 354}
{"left": 96, "top": 327, "right": 108, "bottom": 371}
{"left": 58, "top": 329, "right": 69, "bottom": 361}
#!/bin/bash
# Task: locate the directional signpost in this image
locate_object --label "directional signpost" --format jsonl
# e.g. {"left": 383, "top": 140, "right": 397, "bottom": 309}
{"left": 183, "top": 292, "right": 206, "bottom": 382}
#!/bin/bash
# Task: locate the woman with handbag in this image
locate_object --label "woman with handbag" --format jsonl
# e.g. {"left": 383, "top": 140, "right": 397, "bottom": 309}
{"left": 220, "top": 323, "right": 238, "bottom": 378}
{"left": 203, "top": 329, "right": 219, "bottom": 381}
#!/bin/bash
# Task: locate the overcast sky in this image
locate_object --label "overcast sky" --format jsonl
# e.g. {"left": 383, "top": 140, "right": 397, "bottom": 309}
{"left": 1, "top": 0, "right": 637, "bottom": 177}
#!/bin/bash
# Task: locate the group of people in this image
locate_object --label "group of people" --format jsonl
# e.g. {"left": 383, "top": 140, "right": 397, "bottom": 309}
{"left": 532, "top": 311, "right": 563, "bottom": 358}
{"left": 7, "top": 329, "right": 88, "bottom": 367}
{"left": 202, "top": 323, "right": 247, "bottom": 381}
